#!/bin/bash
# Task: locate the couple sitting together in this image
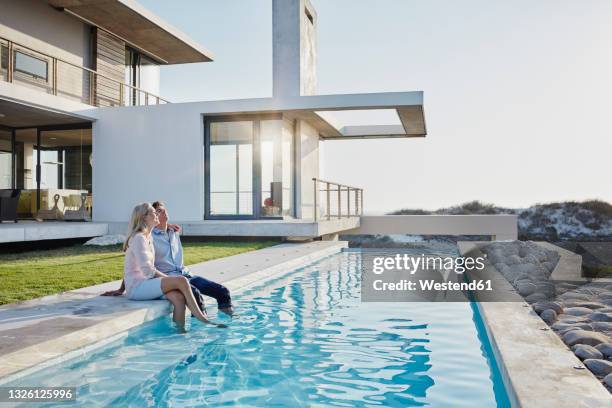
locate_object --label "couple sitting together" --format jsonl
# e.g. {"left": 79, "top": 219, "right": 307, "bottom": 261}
{"left": 102, "top": 201, "right": 231, "bottom": 329}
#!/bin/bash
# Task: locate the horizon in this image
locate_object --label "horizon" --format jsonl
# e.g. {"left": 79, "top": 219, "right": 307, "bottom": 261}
{"left": 138, "top": 0, "right": 612, "bottom": 212}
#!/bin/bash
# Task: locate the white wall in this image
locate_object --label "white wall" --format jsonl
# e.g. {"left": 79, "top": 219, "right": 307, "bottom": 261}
{"left": 296, "top": 119, "right": 319, "bottom": 219}
{"left": 0, "top": 0, "right": 90, "bottom": 67}
{"left": 92, "top": 104, "right": 204, "bottom": 222}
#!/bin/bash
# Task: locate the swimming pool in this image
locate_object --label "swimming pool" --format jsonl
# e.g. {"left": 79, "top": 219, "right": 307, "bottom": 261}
{"left": 5, "top": 249, "right": 510, "bottom": 407}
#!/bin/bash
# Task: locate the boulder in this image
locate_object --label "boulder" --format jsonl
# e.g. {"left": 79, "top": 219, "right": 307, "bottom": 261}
{"left": 540, "top": 309, "right": 557, "bottom": 324}
{"left": 595, "top": 343, "right": 612, "bottom": 359}
{"left": 572, "top": 344, "right": 604, "bottom": 360}
{"left": 533, "top": 301, "right": 563, "bottom": 315}
{"left": 535, "top": 282, "right": 556, "bottom": 298}
{"left": 563, "top": 307, "right": 595, "bottom": 317}
{"left": 562, "top": 330, "right": 610, "bottom": 347}
{"left": 588, "top": 312, "right": 612, "bottom": 323}
{"left": 557, "top": 314, "right": 589, "bottom": 324}
{"left": 591, "top": 322, "right": 612, "bottom": 334}
{"left": 551, "top": 322, "right": 592, "bottom": 334}
{"left": 524, "top": 292, "right": 548, "bottom": 303}
{"left": 561, "top": 301, "right": 606, "bottom": 310}
{"left": 559, "top": 292, "right": 592, "bottom": 302}
{"left": 517, "top": 281, "right": 537, "bottom": 297}
{"left": 604, "top": 373, "right": 612, "bottom": 388}
{"left": 584, "top": 359, "right": 612, "bottom": 377}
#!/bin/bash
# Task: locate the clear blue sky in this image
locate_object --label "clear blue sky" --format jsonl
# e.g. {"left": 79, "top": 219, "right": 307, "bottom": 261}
{"left": 140, "top": 0, "right": 612, "bottom": 213}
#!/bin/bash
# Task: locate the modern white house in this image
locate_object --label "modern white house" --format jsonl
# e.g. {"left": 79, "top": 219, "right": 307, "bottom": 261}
{"left": 0, "top": 0, "right": 435, "bottom": 242}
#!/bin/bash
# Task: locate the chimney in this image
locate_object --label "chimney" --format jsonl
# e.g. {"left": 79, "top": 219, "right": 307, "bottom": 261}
{"left": 272, "top": 0, "right": 317, "bottom": 97}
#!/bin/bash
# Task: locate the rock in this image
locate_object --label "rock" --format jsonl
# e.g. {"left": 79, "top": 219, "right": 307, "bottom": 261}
{"left": 564, "top": 307, "right": 596, "bottom": 317}
{"left": 84, "top": 234, "right": 125, "bottom": 246}
{"left": 572, "top": 344, "right": 604, "bottom": 360}
{"left": 557, "top": 282, "right": 579, "bottom": 290}
{"left": 517, "top": 281, "right": 537, "bottom": 297}
{"left": 542, "top": 261, "right": 557, "bottom": 272}
{"left": 559, "top": 292, "right": 592, "bottom": 302}
{"left": 535, "top": 282, "right": 556, "bottom": 297}
{"left": 524, "top": 292, "right": 548, "bottom": 303}
{"left": 540, "top": 309, "right": 557, "bottom": 324}
{"left": 533, "top": 301, "right": 563, "bottom": 315}
{"left": 588, "top": 312, "right": 612, "bottom": 323}
{"left": 595, "top": 343, "right": 612, "bottom": 358}
{"left": 591, "top": 322, "right": 612, "bottom": 334}
{"left": 562, "top": 330, "right": 610, "bottom": 347}
{"left": 584, "top": 359, "right": 612, "bottom": 377}
{"left": 604, "top": 373, "right": 612, "bottom": 388}
{"left": 557, "top": 314, "right": 589, "bottom": 324}
{"left": 551, "top": 322, "right": 592, "bottom": 334}
{"left": 561, "top": 301, "right": 606, "bottom": 310}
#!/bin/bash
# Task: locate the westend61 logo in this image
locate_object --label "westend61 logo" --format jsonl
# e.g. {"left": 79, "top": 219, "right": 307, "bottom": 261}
{"left": 361, "top": 251, "right": 502, "bottom": 302}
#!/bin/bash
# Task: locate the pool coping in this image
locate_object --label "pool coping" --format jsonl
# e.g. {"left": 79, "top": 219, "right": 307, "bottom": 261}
{"left": 0, "top": 240, "right": 347, "bottom": 383}
{"left": 459, "top": 242, "right": 611, "bottom": 408}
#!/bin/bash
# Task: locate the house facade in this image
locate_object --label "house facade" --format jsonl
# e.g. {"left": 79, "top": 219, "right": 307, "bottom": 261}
{"left": 0, "top": 0, "right": 426, "bottom": 241}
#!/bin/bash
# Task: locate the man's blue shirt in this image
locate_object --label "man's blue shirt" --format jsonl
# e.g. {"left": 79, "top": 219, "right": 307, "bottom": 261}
{"left": 151, "top": 227, "right": 188, "bottom": 276}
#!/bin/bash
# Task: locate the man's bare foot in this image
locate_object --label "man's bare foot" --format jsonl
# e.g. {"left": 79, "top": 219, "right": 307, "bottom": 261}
{"left": 219, "top": 307, "right": 237, "bottom": 317}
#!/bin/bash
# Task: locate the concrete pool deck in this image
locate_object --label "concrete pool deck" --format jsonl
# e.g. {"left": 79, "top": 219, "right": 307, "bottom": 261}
{"left": 0, "top": 240, "right": 347, "bottom": 382}
{"left": 459, "top": 242, "right": 611, "bottom": 408}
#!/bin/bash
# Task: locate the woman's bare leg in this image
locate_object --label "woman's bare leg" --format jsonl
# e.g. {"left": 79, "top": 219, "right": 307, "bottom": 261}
{"left": 165, "top": 290, "right": 186, "bottom": 328}
{"left": 161, "top": 276, "right": 224, "bottom": 326}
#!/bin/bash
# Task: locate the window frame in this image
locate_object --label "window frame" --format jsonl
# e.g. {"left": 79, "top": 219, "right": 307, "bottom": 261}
{"left": 13, "top": 49, "right": 49, "bottom": 81}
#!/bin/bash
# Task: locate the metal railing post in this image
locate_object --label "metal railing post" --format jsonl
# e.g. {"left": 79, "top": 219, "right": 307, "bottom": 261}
{"left": 313, "top": 178, "right": 318, "bottom": 221}
{"left": 360, "top": 189, "right": 363, "bottom": 215}
{"left": 337, "top": 185, "right": 341, "bottom": 219}
{"left": 326, "top": 182, "right": 330, "bottom": 220}
{"left": 355, "top": 188, "right": 359, "bottom": 216}
{"left": 347, "top": 187, "right": 350, "bottom": 218}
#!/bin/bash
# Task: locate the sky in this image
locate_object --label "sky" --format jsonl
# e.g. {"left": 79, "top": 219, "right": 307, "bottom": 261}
{"left": 139, "top": 0, "right": 612, "bottom": 213}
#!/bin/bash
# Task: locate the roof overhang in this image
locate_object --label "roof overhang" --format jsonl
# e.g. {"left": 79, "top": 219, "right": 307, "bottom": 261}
{"left": 48, "top": 0, "right": 213, "bottom": 64}
{"left": 201, "top": 91, "right": 426, "bottom": 140}
{"left": 0, "top": 98, "right": 94, "bottom": 128}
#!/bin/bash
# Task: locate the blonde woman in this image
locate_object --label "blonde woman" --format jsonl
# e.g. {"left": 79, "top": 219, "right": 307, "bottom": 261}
{"left": 123, "top": 202, "right": 226, "bottom": 328}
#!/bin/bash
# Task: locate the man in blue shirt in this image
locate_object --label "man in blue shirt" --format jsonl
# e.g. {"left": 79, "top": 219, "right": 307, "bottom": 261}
{"left": 150, "top": 201, "right": 234, "bottom": 316}
{"left": 103, "top": 201, "right": 234, "bottom": 317}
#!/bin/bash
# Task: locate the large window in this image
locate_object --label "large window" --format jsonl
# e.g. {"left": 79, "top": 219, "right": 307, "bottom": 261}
{"left": 205, "top": 117, "right": 295, "bottom": 219}
{"left": 208, "top": 121, "right": 254, "bottom": 216}
{"left": 1, "top": 126, "right": 92, "bottom": 219}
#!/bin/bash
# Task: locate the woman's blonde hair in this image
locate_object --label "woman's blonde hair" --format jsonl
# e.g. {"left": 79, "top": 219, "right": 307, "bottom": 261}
{"left": 123, "top": 202, "right": 153, "bottom": 251}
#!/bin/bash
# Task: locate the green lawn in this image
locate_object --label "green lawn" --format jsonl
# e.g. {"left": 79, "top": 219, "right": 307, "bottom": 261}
{"left": 0, "top": 240, "right": 277, "bottom": 305}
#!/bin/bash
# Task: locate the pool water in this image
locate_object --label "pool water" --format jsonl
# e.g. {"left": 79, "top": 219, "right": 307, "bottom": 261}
{"left": 8, "top": 250, "right": 510, "bottom": 407}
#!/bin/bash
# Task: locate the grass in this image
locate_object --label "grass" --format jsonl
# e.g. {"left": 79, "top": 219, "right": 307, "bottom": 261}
{"left": 0, "top": 240, "right": 277, "bottom": 305}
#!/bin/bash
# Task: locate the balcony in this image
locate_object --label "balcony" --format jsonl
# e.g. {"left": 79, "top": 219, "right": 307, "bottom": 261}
{"left": 0, "top": 36, "right": 169, "bottom": 108}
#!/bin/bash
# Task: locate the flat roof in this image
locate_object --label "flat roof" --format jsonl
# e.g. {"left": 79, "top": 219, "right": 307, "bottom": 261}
{"left": 48, "top": 0, "right": 214, "bottom": 64}
{"left": 199, "top": 91, "right": 427, "bottom": 140}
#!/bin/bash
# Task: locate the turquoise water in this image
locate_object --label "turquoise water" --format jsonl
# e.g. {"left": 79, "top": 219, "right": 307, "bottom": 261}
{"left": 8, "top": 250, "right": 510, "bottom": 407}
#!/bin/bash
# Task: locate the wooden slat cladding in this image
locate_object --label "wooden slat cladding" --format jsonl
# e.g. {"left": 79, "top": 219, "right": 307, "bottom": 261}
{"left": 93, "top": 28, "right": 125, "bottom": 107}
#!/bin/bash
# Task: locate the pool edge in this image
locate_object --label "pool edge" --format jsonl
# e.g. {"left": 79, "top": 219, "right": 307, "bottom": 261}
{"left": 460, "top": 241, "right": 610, "bottom": 408}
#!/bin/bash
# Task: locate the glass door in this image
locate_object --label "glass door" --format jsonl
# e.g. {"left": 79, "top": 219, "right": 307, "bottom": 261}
{"left": 205, "top": 117, "right": 295, "bottom": 219}
{"left": 207, "top": 120, "right": 254, "bottom": 217}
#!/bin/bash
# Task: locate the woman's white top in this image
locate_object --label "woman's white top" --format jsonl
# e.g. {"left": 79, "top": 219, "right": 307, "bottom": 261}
{"left": 124, "top": 232, "right": 158, "bottom": 297}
